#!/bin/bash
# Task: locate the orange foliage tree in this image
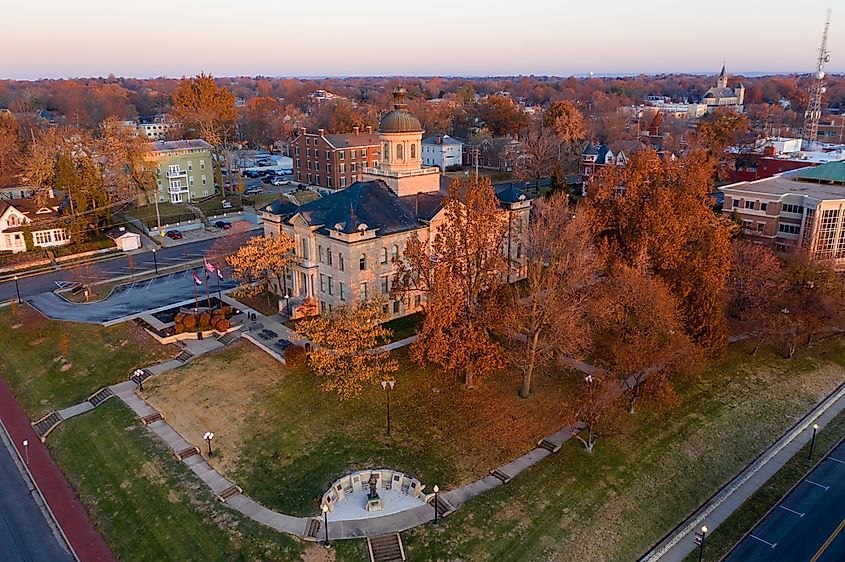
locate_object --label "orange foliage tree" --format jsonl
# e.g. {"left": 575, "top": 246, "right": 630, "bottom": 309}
{"left": 227, "top": 234, "right": 297, "bottom": 304}
{"left": 396, "top": 176, "right": 508, "bottom": 388}
{"left": 588, "top": 265, "right": 698, "bottom": 412}
{"left": 584, "top": 149, "right": 732, "bottom": 351}
{"left": 296, "top": 299, "right": 398, "bottom": 399}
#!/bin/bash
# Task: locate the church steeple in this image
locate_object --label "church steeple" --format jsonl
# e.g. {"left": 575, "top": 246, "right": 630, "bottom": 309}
{"left": 717, "top": 63, "right": 728, "bottom": 88}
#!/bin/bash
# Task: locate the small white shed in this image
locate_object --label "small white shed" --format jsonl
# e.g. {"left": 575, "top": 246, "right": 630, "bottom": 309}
{"left": 107, "top": 227, "right": 141, "bottom": 252}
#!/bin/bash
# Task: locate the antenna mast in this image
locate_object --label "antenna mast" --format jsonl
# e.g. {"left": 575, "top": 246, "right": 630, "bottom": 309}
{"left": 802, "top": 9, "right": 832, "bottom": 146}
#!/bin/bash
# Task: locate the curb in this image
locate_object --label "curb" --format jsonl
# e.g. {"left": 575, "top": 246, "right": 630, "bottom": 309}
{"left": 638, "top": 379, "right": 845, "bottom": 562}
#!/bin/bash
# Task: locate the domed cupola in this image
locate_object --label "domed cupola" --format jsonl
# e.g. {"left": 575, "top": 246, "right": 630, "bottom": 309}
{"left": 379, "top": 87, "right": 422, "bottom": 134}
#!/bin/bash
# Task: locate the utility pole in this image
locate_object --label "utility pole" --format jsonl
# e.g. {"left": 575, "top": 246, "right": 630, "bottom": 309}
{"left": 802, "top": 9, "right": 832, "bottom": 146}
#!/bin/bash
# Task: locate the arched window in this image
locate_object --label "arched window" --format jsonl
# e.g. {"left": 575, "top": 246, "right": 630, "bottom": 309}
{"left": 7, "top": 215, "right": 19, "bottom": 226}
{"left": 383, "top": 142, "right": 390, "bottom": 161}
{"left": 359, "top": 254, "right": 367, "bottom": 271}
{"left": 396, "top": 143, "right": 404, "bottom": 161}
{"left": 410, "top": 143, "right": 416, "bottom": 160}
{"left": 381, "top": 248, "right": 388, "bottom": 264}
{"left": 391, "top": 245, "right": 399, "bottom": 260}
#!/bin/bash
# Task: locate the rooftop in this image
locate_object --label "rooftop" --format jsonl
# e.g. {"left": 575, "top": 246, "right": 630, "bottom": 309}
{"left": 147, "top": 139, "right": 212, "bottom": 152}
{"left": 721, "top": 167, "right": 845, "bottom": 202}
{"left": 324, "top": 132, "right": 380, "bottom": 149}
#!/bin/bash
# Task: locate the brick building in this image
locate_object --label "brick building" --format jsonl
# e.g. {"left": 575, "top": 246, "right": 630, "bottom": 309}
{"left": 720, "top": 161, "right": 845, "bottom": 266}
{"left": 291, "top": 127, "right": 380, "bottom": 190}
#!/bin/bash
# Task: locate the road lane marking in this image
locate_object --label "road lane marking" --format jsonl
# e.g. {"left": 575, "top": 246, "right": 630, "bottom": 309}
{"left": 806, "top": 479, "right": 830, "bottom": 490}
{"left": 779, "top": 505, "right": 805, "bottom": 517}
{"left": 749, "top": 534, "right": 777, "bottom": 548}
{"left": 809, "top": 517, "right": 845, "bottom": 562}
{"left": 827, "top": 457, "right": 845, "bottom": 465}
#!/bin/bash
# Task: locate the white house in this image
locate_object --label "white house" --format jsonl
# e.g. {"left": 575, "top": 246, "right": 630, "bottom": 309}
{"left": 421, "top": 134, "right": 463, "bottom": 170}
{"left": 106, "top": 226, "right": 141, "bottom": 252}
{"left": 0, "top": 196, "right": 70, "bottom": 253}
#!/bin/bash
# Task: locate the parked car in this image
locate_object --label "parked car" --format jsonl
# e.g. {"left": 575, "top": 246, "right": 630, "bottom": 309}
{"left": 244, "top": 186, "right": 263, "bottom": 195}
{"left": 270, "top": 177, "right": 286, "bottom": 186}
{"left": 261, "top": 175, "right": 276, "bottom": 185}
{"left": 243, "top": 170, "right": 262, "bottom": 178}
{"left": 214, "top": 220, "right": 232, "bottom": 230}
{"left": 165, "top": 229, "right": 182, "bottom": 240}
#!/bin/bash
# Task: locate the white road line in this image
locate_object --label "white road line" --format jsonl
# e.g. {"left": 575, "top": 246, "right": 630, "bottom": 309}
{"left": 806, "top": 479, "right": 830, "bottom": 490}
{"left": 779, "top": 505, "right": 805, "bottom": 517}
{"left": 827, "top": 457, "right": 845, "bottom": 465}
{"left": 749, "top": 534, "right": 777, "bottom": 548}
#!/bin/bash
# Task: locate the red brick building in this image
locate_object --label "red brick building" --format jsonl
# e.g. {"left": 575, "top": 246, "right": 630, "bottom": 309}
{"left": 291, "top": 127, "right": 380, "bottom": 190}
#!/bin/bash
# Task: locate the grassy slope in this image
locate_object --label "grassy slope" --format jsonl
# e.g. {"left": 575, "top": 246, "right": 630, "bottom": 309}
{"left": 48, "top": 399, "right": 302, "bottom": 562}
{"left": 682, "top": 407, "right": 845, "bottom": 562}
{"left": 145, "top": 343, "right": 577, "bottom": 518}
{"left": 0, "top": 307, "right": 176, "bottom": 419}
{"left": 389, "top": 338, "right": 845, "bottom": 562}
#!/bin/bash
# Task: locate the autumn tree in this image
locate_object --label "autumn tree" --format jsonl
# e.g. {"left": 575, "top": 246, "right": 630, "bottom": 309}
{"left": 170, "top": 74, "right": 237, "bottom": 189}
{"left": 395, "top": 176, "right": 508, "bottom": 388}
{"left": 227, "top": 234, "right": 297, "bottom": 304}
{"left": 0, "top": 111, "right": 21, "bottom": 186}
{"left": 499, "top": 196, "right": 596, "bottom": 398}
{"left": 475, "top": 95, "right": 528, "bottom": 136}
{"left": 588, "top": 265, "right": 698, "bottom": 412}
{"left": 542, "top": 100, "right": 586, "bottom": 170}
{"left": 239, "top": 96, "right": 285, "bottom": 149}
{"left": 307, "top": 99, "right": 375, "bottom": 134}
{"left": 692, "top": 109, "right": 752, "bottom": 182}
{"left": 97, "top": 116, "right": 157, "bottom": 204}
{"left": 562, "top": 373, "right": 623, "bottom": 453}
{"left": 584, "top": 149, "right": 732, "bottom": 351}
{"left": 296, "top": 299, "right": 398, "bottom": 399}
{"left": 516, "top": 126, "right": 557, "bottom": 189}
{"left": 725, "top": 241, "right": 785, "bottom": 354}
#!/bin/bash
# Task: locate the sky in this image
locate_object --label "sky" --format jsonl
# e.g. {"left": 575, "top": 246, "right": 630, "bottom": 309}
{"left": 1, "top": 0, "right": 842, "bottom": 80}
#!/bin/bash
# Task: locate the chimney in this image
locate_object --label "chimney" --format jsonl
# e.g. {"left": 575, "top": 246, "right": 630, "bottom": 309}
{"left": 318, "top": 128, "right": 325, "bottom": 137}
{"left": 300, "top": 126, "right": 307, "bottom": 135}
{"left": 436, "top": 135, "right": 442, "bottom": 144}
{"left": 366, "top": 125, "right": 373, "bottom": 134}
{"left": 353, "top": 126, "right": 360, "bottom": 134}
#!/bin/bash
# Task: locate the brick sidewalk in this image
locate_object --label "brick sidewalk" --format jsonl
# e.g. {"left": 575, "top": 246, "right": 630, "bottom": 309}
{"left": 0, "top": 377, "right": 114, "bottom": 562}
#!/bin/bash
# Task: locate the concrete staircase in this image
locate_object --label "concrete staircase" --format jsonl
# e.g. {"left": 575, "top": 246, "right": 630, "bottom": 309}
{"left": 538, "top": 438, "right": 562, "bottom": 453}
{"left": 174, "top": 350, "right": 194, "bottom": 363}
{"left": 186, "top": 204, "right": 211, "bottom": 227}
{"left": 87, "top": 387, "right": 114, "bottom": 407}
{"left": 304, "top": 517, "right": 322, "bottom": 541}
{"left": 32, "top": 411, "right": 62, "bottom": 440}
{"left": 367, "top": 533, "right": 406, "bottom": 562}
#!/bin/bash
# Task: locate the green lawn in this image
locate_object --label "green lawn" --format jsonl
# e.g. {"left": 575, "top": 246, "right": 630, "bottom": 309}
{"left": 47, "top": 399, "right": 302, "bottom": 561}
{"left": 143, "top": 342, "right": 578, "bottom": 518}
{"left": 127, "top": 202, "right": 195, "bottom": 229}
{"left": 390, "top": 337, "right": 845, "bottom": 562}
{"left": 0, "top": 307, "right": 176, "bottom": 419}
{"left": 683, "top": 407, "right": 845, "bottom": 562}
{"left": 244, "top": 193, "right": 284, "bottom": 209}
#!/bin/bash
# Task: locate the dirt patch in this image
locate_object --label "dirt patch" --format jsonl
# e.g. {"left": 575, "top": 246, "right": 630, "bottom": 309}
{"left": 143, "top": 340, "right": 284, "bottom": 474}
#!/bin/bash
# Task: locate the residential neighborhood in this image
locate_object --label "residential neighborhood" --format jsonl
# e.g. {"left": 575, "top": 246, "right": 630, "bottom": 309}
{"left": 1, "top": 3, "right": 845, "bottom": 562}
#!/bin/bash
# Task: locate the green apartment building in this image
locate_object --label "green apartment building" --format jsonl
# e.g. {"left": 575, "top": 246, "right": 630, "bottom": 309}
{"left": 143, "top": 139, "right": 216, "bottom": 204}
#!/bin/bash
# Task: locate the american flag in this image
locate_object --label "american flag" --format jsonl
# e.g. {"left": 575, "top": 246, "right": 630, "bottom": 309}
{"left": 192, "top": 272, "right": 203, "bottom": 286}
{"left": 204, "top": 258, "right": 216, "bottom": 273}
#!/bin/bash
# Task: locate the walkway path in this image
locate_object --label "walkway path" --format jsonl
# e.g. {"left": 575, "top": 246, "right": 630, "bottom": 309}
{"left": 0, "top": 377, "right": 114, "bottom": 562}
{"left": 639, "top": 379, "right": 845, "bottom": 562}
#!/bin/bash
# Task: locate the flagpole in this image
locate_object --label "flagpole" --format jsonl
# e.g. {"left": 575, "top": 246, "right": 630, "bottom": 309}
{"left": 194, "top": 272, "right": 199, "bottom": 312}
{"left": 205, "top": 271, "right": 211, "bottom": 310}
{"left": 216, "top": 268, "right": 223, "bottom": 305}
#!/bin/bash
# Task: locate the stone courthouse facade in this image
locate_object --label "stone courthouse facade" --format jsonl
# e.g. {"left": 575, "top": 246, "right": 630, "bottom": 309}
{"left": 261, "top": 88, "right": 531, "bottom": 319}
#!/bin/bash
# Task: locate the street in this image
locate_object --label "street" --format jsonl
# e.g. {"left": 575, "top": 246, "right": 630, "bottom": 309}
{"left": 0, "top": 426, "right": 73, "bottom": 562}
{"left": 724, "top": 439, "right": 845, "bottom": 562}
{"left": 0, "top": 231, "right": 257, "bottom": 303}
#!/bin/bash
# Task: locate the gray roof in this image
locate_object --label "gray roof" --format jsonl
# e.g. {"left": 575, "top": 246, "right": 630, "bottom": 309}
{"left": 323, "top": 133, "right": 379, "bottom": 149}
{"left": 703, "top": 87, "right": 738, "bottom": 99}
{"left": 422, "top": 134, "right": 463, "bottom": 146}
{"left": 148, "top": 139, "right": 212, "bottom": 152}
{"left": 582, "top": 142, "right": 599, "bottom": 156}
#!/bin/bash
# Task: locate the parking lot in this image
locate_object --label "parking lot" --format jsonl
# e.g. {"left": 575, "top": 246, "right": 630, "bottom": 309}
{"left": 725, "top": 438, "right": 845, "bottom": 561}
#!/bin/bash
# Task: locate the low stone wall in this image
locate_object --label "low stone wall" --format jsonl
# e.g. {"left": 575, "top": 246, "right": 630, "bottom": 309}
{"left": 143, "top": 324, "right": 240, "bottom": 345}
{"left": 321, "top": 468, "right": 425, "bottom": 513}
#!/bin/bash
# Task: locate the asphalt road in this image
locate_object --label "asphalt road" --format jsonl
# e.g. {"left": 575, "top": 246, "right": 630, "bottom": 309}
{"left": 0, "top": 430, "right": 73, "bottom": 562}
{"left": 28, "top": 267, "right": 239, "bottom": 324}
{"left": 0, "top": 232, "right": 256, "bottom": 303}
{"left": 725, "top": 439, "right": 845, "bottom": 562}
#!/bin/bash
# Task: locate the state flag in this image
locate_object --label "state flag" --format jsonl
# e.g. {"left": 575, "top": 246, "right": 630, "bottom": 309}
{"left": 193, "top": 272, "right": 203, "bottom": 286}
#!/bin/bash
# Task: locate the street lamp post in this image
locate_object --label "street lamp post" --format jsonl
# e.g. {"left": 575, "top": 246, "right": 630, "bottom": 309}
{"left": 22, "top": 439, "right": 29, "bottom": 465}
{"left": 152, "top": 248, "right": 158, "bottom": 275}
{"left": 321, "top": 504, "right": 330, "bottom": 547}
{"left": 203, "top": 432, "right": 214, "bottom": 457}
{"left": 696, "top": 525, "right": 707, "bottom": 562}
{"left": 381, "top": 380, "right": 395, "bottom": 436}
{"left": 433, "top": 484, "right": 439, "bottom": 524}
{"left": 13, "top": 275, "right": 22, "bottom": 304}
{"left": 134, "top": 369, "right": 145, "bottom": 391}
{"left": 808, "top": 423, "right": 820, "bottom": 460}
{"left": 284, "top": 292, "right": 291, "bottom": 317}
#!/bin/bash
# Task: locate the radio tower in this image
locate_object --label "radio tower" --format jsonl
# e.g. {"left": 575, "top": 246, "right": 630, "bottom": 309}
{"left": 802, "top": 9, "right": 832, "bottom": 146}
